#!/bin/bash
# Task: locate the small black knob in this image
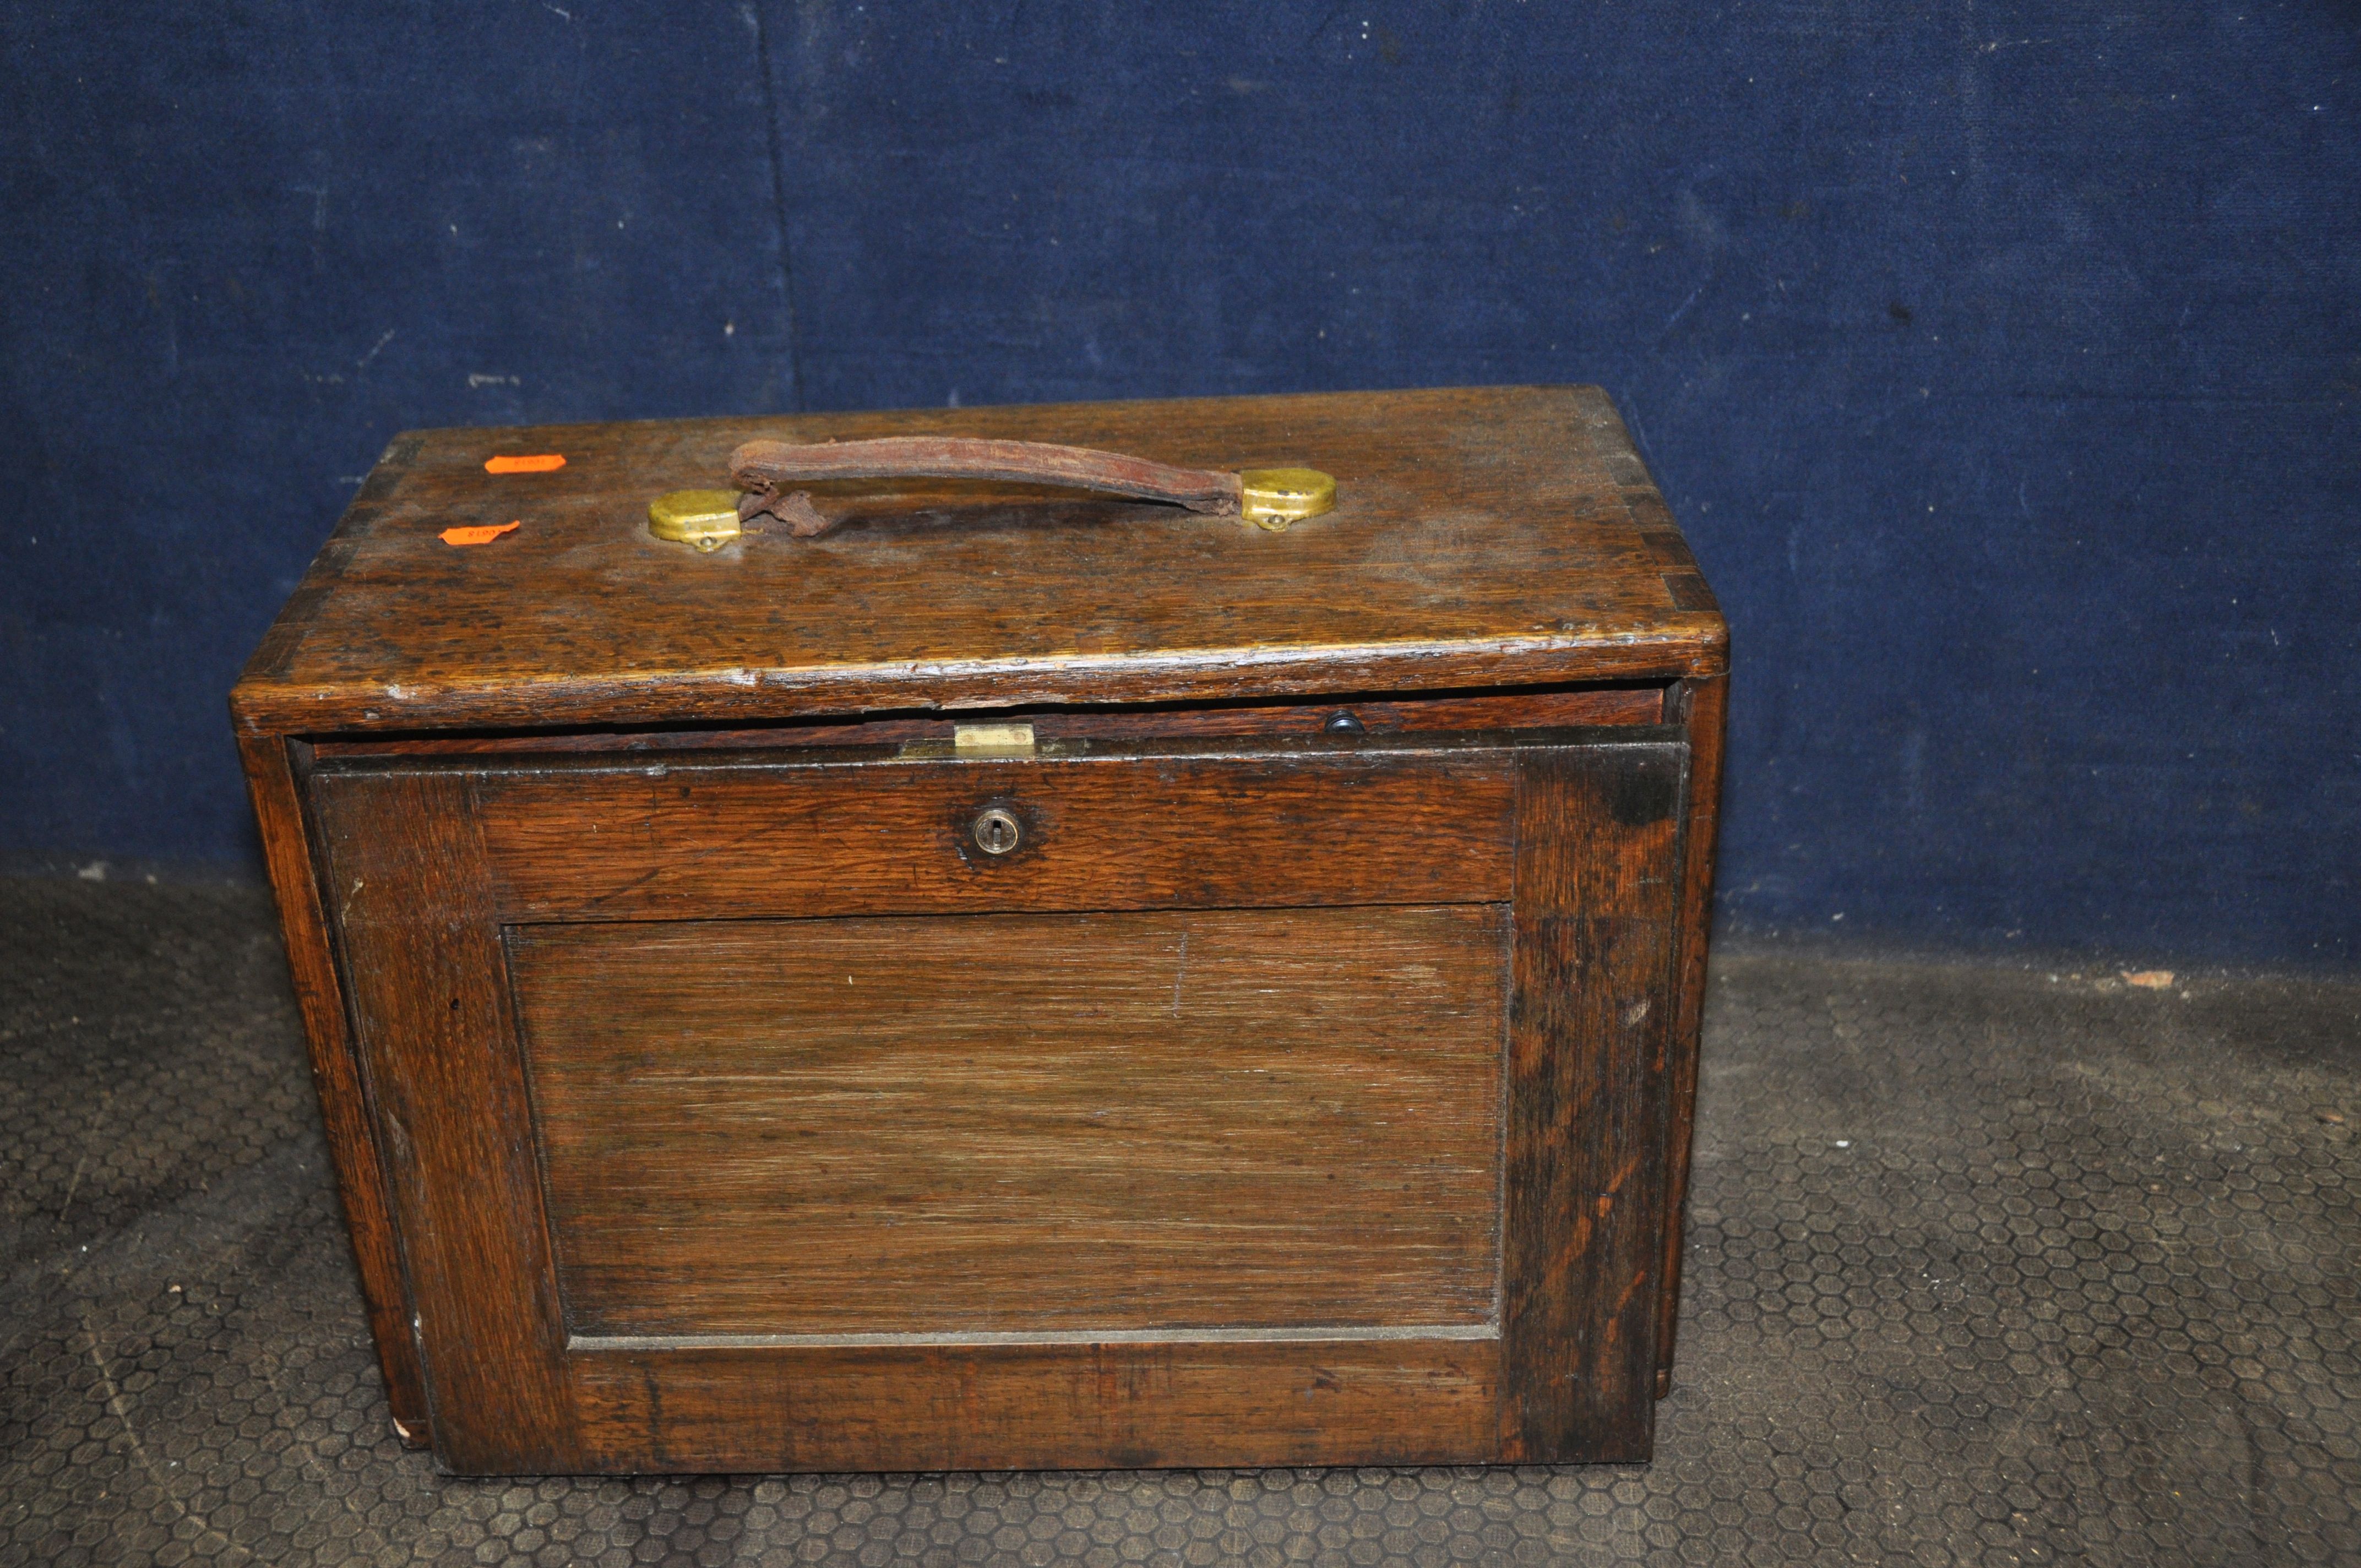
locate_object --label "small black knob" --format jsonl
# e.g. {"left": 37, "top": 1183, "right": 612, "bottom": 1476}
{"left": 1324, "top": 711, "right": 1366, "bottom": 735}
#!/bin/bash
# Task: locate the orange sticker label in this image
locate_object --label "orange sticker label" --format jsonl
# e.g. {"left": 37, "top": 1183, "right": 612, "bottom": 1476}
{"left": 440, "top": 521, "right": 520, "bottom": 547}
{"left": 485, "top": 454, "right": 565, "bottom": 473}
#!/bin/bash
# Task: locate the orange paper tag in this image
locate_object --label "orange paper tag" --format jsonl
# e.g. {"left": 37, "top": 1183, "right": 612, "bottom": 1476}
{"left": 440, "top": 520, "right": 520, "bottom": 547}
{"left": 484, "top": 454, "right": 565, "bottom": 473}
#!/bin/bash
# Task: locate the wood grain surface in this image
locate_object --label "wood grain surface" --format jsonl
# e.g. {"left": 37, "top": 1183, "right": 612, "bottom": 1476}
{"left": 230, "top": 387, "right": 1726, "bottom": 735}
{"left": 235, "top": 736, "right": 429, "bottom": 1440}
{"left": 1654, "top": 674, "right": 1727, "bottom": 1394}
{"left": 461, "top": 747, "right": 1521, "bottom": 924}
{"left": 569, "top": 1338, "right": 1502, "bottom": 1474}
{"left": 508, "top": 906, "right": 1508, "bottom": 1340}
{"left": 1500, "top": 740, "right": 1684, "bottom": 1462}
{"left": 310, "top": 770, "right": 584, "bottom": 1472}
{"left": 295, "top": 728, "right": 1693, "bottom": 1472}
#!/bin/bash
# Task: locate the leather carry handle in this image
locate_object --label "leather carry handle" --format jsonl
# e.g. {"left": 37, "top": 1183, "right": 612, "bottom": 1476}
{"left": 725, "top": 437, "right": 1332, "bottom": 538}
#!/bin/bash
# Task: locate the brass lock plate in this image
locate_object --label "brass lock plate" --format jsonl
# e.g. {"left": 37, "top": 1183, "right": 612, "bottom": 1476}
{"left": 954, "top": 723, "right": 1037, "bottom": 757}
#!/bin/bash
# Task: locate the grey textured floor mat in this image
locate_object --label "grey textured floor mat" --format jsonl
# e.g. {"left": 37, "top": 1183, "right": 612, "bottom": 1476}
{"left": 3, "top": 879, "right": 2355, "bottom": 1566}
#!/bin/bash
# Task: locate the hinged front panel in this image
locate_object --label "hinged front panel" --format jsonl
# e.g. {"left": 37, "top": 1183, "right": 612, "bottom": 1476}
{"left": 308, "top": 731, "right": 1683, "bottom": 1473}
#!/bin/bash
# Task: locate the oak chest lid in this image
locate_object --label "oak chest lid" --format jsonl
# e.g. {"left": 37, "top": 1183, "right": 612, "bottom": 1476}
{"left": 232, "top": 385, "right": 1722, "bottom": 736}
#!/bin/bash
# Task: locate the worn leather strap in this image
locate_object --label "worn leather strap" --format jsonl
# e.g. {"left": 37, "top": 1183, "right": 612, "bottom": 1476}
{"left": 730, "top": 436, "right": 1245, "bottom": 537}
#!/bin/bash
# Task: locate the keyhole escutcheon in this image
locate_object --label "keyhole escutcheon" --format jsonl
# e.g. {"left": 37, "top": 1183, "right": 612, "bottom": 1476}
{"left": 970, "top": 806, "right": 1022, "bottom": 856}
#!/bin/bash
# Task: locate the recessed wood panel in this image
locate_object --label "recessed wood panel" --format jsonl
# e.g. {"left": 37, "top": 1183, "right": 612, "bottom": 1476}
{"left": 508, "top": 905, "right": 1509, "bottom": 1341}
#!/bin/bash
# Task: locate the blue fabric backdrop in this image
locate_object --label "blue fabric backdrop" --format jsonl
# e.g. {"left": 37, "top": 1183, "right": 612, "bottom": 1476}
{"left": 2, "top": 3, "right": 2354, "bottom": 967}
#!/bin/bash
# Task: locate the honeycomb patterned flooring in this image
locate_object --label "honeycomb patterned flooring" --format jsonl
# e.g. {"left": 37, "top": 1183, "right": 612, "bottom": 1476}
{"left": 2, "top": 879, "right": 2355, "bottom": 1566}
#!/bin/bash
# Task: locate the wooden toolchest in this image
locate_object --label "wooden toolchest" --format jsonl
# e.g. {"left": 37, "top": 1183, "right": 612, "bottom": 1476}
{"left": 231, "top": 386, "right": 1726, "bottom": 1475}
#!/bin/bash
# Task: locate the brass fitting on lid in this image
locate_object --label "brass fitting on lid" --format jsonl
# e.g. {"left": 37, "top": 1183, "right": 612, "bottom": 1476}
{"left": 648, "top": 490, "right": 743, "bottom": 552}
{"left": 1237, "top": 469, "right": 1336, "bottom": 531}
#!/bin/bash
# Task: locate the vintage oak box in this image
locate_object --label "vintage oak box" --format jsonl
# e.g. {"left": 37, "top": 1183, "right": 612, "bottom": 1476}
{"left": 230, "top": 386, "right": 1726, "bottom": 1475}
